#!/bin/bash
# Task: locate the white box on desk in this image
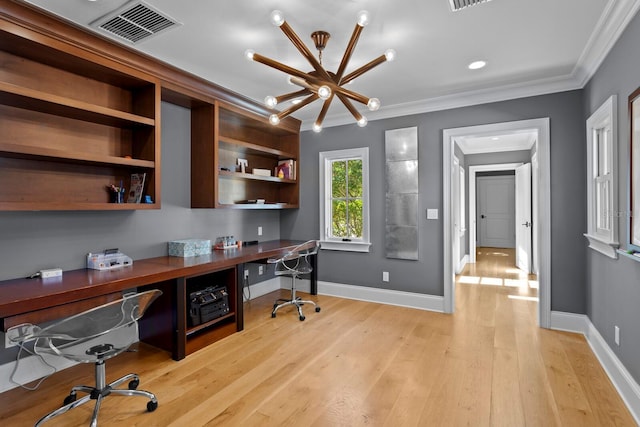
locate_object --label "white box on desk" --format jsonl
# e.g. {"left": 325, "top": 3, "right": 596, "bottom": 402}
{"left": 168, "top": 239, "right": 211, "bottom": 257}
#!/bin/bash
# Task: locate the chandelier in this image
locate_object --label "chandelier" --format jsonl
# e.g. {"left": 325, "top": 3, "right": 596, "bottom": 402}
{"left": 245, "top": 10, "right": 395, "bottom": 132}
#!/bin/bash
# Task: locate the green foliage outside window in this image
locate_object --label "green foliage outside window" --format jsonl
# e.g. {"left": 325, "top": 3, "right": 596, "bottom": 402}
{"left": 331, "top": 159, "right": 363, "bottom": 238}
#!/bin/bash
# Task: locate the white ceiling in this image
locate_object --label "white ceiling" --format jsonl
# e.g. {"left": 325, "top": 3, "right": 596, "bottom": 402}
{"left": 22, "top": 0, "right": 640, "bottom": 131}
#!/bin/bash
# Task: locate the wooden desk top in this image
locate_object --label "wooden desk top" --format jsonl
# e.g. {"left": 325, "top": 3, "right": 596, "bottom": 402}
{"left": 0, "top": 239, "right": 302, "bottom": 318}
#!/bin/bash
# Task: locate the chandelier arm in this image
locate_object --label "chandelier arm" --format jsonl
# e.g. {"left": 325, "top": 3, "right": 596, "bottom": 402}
{"left": 340, "top": 54, "right": 387, "bottom": 85}
{"left": 279, "top": 21, "right": 334, "bottom": 82}
{"left": 276, "top": 94, "right": 319, "bottom": 121}
{"left": 335, "top": 24, "right": 364, "bottom": 81}
{"left": 289, "top": 76, "right": 321, "bottom": 92}
{"left": 276, "top": 89, "right": 311, "bottom": 104}
{"left": 315, "top": 96, "right": 334, "bottom": 128}
{"left": 290, "top": 74, "right": 370, "bottom": 106}
{"left": 253, "top": 53, "right": 315, "bottom": 83}
{"left": 330, "top": 85, "right": 370, "bottom": 106}
{"left": 336, "top": 93, "right": 364, "bottom": 122}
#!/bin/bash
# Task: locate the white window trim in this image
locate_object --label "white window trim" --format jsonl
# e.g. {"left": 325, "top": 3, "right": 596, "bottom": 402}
{"left": 319, "top": 147, "right": 371, "bottom": 252}
{"left": 584, "top": 95, "right": 619, "bottom": 258}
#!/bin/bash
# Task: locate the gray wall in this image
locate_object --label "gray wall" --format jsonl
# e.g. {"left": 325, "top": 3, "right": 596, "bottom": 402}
{"left": 584, "top": 11, "right": 640, "bottom": 384}
{"left": 0, "top": 102, "right": 280, "bottom": 362}
{"left": 282, "top": 90, "right": 587, "bottom": 314}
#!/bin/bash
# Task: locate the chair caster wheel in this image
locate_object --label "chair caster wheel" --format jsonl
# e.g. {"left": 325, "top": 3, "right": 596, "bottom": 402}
{"left": 299, "top": 315, "right": 305, "bottom": 321}
{"left": 63, "top": 393, "right": 77, "bottom": 406}
{"left": 271, "top": 312, "right": 276, "bottom": 318}
{"left": 315, "top": 307, "right": 321, "bottom": 312}
{"left": 128, "top": 379, "right": 139, "bottom": 390}
{"left": 147, "top": 400, "right": 158, "bottom": 412}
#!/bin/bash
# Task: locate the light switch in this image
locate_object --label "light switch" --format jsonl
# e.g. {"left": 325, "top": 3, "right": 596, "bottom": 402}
{"left": 427, "top": 209, "right": 439, "bottom": 220}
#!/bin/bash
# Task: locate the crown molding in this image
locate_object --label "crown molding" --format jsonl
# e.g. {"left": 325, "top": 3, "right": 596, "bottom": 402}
{"left": 301, "top": 0, "right": 640, "bottom": 132}
{"left": 573, "top": 0, "right": 640, "bottom": 87}
{"left": 303, "top": 73, "right": 581, "bottom": 131}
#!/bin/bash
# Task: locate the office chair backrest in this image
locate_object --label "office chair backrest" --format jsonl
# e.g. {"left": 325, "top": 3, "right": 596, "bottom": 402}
{"left": 32, "top": 290, "right": 162, "bottom": 363}
{"left": 268, "top": 240, "right": 319, "bottom": 277}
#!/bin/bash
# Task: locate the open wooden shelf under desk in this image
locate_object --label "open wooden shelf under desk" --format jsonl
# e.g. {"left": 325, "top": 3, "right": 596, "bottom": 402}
{"left": 0, "top": 240, "right": 312, "bottom": 360}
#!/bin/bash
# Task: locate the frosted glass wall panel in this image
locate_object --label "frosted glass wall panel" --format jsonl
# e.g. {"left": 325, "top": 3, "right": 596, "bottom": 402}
{"left": 385, "top": 127, "right": 418, "bottom": 260}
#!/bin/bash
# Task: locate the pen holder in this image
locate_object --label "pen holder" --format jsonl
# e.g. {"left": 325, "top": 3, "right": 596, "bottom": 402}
{"left": 107, "top": 186, "right": 125, "bottom": 203}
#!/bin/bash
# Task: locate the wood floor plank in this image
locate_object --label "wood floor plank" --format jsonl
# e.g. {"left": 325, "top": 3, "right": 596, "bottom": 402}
{"left": 0, "top": 247, "right": 635, "bottom": 426}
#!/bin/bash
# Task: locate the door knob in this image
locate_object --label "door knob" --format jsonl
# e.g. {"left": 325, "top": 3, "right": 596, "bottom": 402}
{"left": 481, "top": 214, "right": 486, "bottom": 219}
{"left": 522, "top": 221, "right": 531, "bottom": 227}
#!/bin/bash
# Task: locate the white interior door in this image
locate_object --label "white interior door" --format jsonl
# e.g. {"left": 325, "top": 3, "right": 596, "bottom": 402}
{"left": 477, "top": 176, "right": 515, "bottom": 248}
{"left": 515, "top": 163, "right": 532, "bottom": 273}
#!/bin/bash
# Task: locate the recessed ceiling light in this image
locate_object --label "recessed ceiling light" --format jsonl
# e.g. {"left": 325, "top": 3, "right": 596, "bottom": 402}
{"left": 491, "top": 137, "right": 499, "bottom": 140}
{"left": 468, "top": 60, "right": 486, "bottom": 70}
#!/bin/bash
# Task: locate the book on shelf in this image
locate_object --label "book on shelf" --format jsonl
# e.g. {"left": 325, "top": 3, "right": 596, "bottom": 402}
{"left": 127, "top": 173, "right": 146, "bottom": 203}
{"left": 275, "top": 159, "right": 296, "bottom": 180}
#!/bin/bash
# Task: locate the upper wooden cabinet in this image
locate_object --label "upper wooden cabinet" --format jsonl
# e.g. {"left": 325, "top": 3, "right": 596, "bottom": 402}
{"left": 0, "top": 20, "right": 161, "bottom": 211}
{"left": 191, "top": 102, "right": 300, "bottom": 209}
{"left": 0, "top": 2, "right": 301, "bottom": 211}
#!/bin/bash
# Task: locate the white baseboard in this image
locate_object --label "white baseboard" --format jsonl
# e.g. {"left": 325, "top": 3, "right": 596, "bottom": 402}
{"left": 0, "top": 352, "right": 76, "bottom": 394}
{"left": 456, "top": 254, "right": 469, "bottom": 274}
{"left": 550, "top": 311, "right": 640, "bottom": 424}
{"left": 317, "top": 281, "right": 445, "bottom": 312}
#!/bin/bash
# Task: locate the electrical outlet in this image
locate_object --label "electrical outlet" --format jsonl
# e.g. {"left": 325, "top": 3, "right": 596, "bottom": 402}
{"left": 4, "top": 333, "right": 17, "bottom": 349}
{"left": 258, "top": 226, "right": 263, "bottom": 236}
{"left": 258, "top": 265, "right": 264, "bottom": 275}
{"left": 615, "top": 325, "right": 620, "bottom": 346}
{"left": 382, "top": 271, "right": 389, "bottom": 282}
{"left": 244, "top": 269, "right": 249, "bottom": 278}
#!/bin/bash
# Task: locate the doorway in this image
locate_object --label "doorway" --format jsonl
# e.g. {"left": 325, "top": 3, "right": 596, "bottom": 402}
{"left": 442, "top": 118, "right": 550, "bottom": 327}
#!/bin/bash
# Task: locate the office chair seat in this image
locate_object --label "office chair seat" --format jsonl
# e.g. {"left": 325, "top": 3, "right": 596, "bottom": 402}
{"left": 267, "top": 240, "right": 321, "bottom": 321}
{"left": 8, "top": 289, "right": 162, "bottom": 427}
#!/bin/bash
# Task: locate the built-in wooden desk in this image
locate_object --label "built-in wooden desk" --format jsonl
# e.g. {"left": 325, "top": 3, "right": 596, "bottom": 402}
{"left": 0, "top": 240, "right": 317, "bottom": 360}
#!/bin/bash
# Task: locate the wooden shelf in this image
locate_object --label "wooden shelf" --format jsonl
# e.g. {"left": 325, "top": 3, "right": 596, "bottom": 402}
{"left": 0, "top": 142, "right": 155, "bottom": 168}
{"left": 191, "top": 102, "right": 300, "bottom": 209}
{"left": 0, "top": 19, "right": 161, "bottom": 211}
{"left": 219, "top": 136, "right": 296, "bottom": 159}
{"left": 0, "top": 201, "right": 158, "bottom": 211}
{"left": 186, "top": 312, "right": 235, "bottom": 336}
{"left": 0, "top": 82, "right": 155, "bottom": 127}
{"left": 219, "top": 203, "right": 296, "bottom": 210}
{"left": 218, "top": 170, "right": 296, "bottom": 184}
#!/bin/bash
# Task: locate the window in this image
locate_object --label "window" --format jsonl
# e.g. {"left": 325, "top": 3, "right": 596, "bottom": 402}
{"left": 319, "top": 148, "right": 371, "bottom": 252}
{"left": 585, "top": 95, "right": 618, "bottom": 258}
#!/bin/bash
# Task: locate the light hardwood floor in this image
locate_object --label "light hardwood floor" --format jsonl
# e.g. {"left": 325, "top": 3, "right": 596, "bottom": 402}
{"left": 0, "top": 248, "right": 635, "bottom": 426}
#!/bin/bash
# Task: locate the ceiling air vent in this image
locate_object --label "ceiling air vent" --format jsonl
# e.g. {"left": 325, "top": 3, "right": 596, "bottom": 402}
{"left": 448, "top": 0, "right": 493, "bottom": 12}
{"left": 91, "top": 1, "right": 181, "bottom": 44}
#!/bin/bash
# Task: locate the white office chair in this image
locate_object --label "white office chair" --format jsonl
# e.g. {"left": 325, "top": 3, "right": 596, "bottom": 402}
{"left": 268, "top": 240, "right": 321, "bottom": 321}
{"left": 8, "top": 289, "right": 162, "bottom": 427}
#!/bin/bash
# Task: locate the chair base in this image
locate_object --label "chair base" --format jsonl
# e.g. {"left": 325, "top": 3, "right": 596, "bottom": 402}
{"left": 272, "top": 297, "right": 321, "bottom": 321}
{"left": 36, "top": 360, "right": 157, "bottom": 427}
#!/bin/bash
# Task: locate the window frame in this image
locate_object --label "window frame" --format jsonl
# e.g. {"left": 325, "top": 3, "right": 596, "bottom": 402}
{"left": 319, "top": 147, "right": 371, "bottom": 252}
{"left": 584, "top": 95, "right": 618, "bottom": 258}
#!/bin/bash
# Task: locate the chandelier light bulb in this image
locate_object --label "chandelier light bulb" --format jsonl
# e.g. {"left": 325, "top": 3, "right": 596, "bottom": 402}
{"left": 357, "top": 10, "right": 370, "bottom": 27}
{"left": 385, "top": 49, "right": 396, "bottom": 62}
{"left": 269, "top": 114, "right": 280, "bottom": 125}
{"left": 264, "top": 95, "right": 278, "bottom": 108}
{"left": 270, "top": 10, "right": 285, "bottom": 27}
{"left": 244, "top": 49, "right": 255, "bottom": 61}
{"left": 357, "top": 117, "right": 368, "bottom": 127}
{"left": 317, "top": 85, "right": 332, "bottom": 100}
{"left": 367, "top": 98, "right": 380, "bottom": 111}
{"left": 313, "top": 123, "right": 323, "bottom": 133}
